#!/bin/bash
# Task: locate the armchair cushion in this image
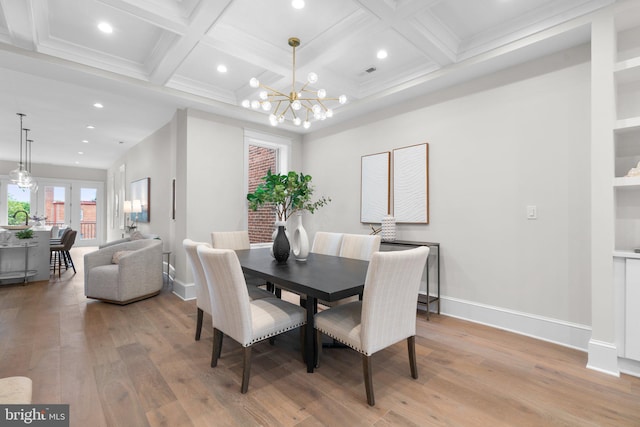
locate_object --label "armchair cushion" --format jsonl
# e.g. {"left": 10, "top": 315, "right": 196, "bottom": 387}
{"left": 112, "top": 250, "right": 133, "bottom": 264}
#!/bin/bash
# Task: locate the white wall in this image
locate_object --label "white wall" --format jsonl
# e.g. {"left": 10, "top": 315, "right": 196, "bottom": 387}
{"left": 302, "top": 48, "right": 592, "bottom": 341}
{"left": 105, "top": 118, "right": 176, "bottom": 246}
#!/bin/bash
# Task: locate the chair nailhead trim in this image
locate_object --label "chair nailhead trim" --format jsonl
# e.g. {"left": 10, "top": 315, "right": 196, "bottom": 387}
{"left": 247, "top": 321, "right": 306, "bottom": 346}
{"left": 315, "top": 328, "right": 367, "bottom": 355}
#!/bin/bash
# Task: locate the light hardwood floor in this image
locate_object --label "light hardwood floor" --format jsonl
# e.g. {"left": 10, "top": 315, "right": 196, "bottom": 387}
{"left": 1, "top": 246, "right": 639, "bottom": 426}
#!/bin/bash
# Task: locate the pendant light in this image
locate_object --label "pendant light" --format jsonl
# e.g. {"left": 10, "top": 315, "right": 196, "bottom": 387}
{"left": 8, "top": 113, "right": 32, "bottom": 188}
{"left": 26, "top": 132, "right": 38, "bottom": 193}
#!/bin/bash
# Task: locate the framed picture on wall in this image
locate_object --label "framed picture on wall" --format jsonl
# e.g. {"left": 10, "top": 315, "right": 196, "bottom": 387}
{"left": 131, "top": 177, "right": 150, "bottom": 223}
{"left": 393, "top": 143, "right": 429, "bottom": 223}
{"left": 361, "top": 151, "right": 390, "bottom": 223}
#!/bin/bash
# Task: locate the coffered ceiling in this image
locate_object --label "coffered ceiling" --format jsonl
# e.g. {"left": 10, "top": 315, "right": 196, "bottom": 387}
{"left": 0, "top": 0, "right": 615, "bottom": 169}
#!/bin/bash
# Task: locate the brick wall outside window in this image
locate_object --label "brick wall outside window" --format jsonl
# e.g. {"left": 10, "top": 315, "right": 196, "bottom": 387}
{"left": 248, "top": 145, "right": 277, "bottom": 243}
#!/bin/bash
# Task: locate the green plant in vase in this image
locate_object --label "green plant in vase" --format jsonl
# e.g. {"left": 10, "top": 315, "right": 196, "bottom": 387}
{"left": 247, "top": 170, "right": 331, "bottom": 262}
{"left": 15, "top": 229, "right": 34, "bottom": 239}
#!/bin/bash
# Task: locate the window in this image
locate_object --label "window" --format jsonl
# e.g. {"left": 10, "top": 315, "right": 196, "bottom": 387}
{"left": 244, "top": 130, "right": 290, "bottom": 244}
{"left": 6, "top": 184, "right": 31, "bottom": 225}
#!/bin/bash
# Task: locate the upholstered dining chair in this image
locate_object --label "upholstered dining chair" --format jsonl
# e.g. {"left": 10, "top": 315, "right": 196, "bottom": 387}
{"left": 339, "top": 233, "right": 381, "bottom": 261}
{"left": 317, "top": 233, "right": 381, "bottom": 308}
{"left": 211, "top": 230, "right": 272, "bottom": 292}
{"left": 314, "top": 246, "right": 430, "bottom": 406}
{"left": 197, "top": 246, "right": 306, "bottom": 393}
{"left": 310, "top": 232, "right": 344, "bottom": 256}
{"left": 183, "top": 239, "right": 273, "bottom": 341}
{"left": 211, "top": 230, "right": 251, "bottom": 250}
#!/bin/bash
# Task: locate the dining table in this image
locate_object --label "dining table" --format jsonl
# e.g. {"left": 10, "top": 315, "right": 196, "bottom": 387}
{"left": 235, "top": 247, "right": 370, "bottom": 373}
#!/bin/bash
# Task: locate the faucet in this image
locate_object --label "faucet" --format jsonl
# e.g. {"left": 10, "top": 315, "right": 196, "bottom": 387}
{"left": 12, "top": 210, "right": 29, "bottom": 226}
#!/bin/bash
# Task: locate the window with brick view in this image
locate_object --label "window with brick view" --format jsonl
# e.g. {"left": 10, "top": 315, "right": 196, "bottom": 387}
{"left": 248, "top": 144, "right": 278, "bottom": 243}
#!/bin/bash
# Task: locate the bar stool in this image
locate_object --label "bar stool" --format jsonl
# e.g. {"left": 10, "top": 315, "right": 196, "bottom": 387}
{"left": 50, "top": 229, "right": 77, "bottom": 277}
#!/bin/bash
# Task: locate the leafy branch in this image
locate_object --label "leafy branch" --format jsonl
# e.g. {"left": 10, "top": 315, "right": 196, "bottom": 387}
{"left": 247, "top": 170, "right": 331, "bottom": 221}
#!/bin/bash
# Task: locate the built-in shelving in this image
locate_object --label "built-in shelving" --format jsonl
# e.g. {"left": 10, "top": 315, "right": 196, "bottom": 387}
{"left": 614, "top": 9, "right": 640, "bottom": 366}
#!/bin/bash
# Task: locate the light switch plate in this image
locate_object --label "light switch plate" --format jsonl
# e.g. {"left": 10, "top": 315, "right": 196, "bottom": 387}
{"left": 527, "top": 205, "right": 537, "bottom": 219}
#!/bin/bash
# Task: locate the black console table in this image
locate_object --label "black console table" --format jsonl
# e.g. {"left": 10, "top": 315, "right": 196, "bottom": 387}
{"left": 380, "top": 240, "right": 440, "bottom": 319}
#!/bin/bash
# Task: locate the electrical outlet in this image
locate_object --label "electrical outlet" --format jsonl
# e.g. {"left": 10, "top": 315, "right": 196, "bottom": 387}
{"left": 527, "top": 205, "right": 537, "bottom": 220}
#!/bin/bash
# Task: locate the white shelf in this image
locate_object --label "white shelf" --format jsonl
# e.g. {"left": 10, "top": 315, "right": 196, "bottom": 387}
{"left": 615, "top": 56, "right": 640, "bottom": 84}
{"left": 615, "top": 116, "right": 640, "bottom": 133}
{"left": 614, "top": 176, "right": 640, "bottom": 187}
{"left": 613, "top": 250, "right": 640, "bottom": 259}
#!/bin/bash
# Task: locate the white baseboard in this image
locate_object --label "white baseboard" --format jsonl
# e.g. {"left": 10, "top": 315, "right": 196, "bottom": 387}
{"left": 440, "top": 296, "right": 592, "bottom": 351}
{"left": 618, "top": 357, "right": 640, "bottom": 377}
{"left": 171, "top": 279, "right": 196, "bottom": 301}
{"left": 587, "top": 339, "right": 620, "bottom": 377}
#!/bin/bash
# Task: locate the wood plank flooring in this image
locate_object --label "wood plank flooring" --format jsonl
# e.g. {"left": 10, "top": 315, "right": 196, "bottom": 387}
{"left": 1, "top": 246, "right": 639, "bottom": 426}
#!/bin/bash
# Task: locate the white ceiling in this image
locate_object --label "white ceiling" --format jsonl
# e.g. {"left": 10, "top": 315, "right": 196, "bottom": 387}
{"left": 0, "top": 0, "right": 616, "bottom": 169}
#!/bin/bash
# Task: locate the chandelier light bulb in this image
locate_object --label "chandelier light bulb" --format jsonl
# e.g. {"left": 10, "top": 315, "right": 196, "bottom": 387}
{"left": 251, "top": 100, "right": 260, "bottom": 109}
{"left": 269, "top": 114, "right": 278, "bottom": 126}
{"left": 303, "top": 121, "right": 311, "bottom": 129}
{"left": 307, "top": 72, "right": 318, "bottom": 84}
{"left": 278, "top": 115, "right": 285, "bottom": 123}
{"left": 339, "top": 94, "right": 348, "bottom": 104}
{"left": 259, "top": 90, "right": 268, "bottom": 100}
{"left": 292, "top": 0, "right": 305, "bottom": 9}
{"left": 326, "top": 109, "right": 333, "bottom": 118}
{"left": 262, "top": 101, "right": 272, "bottom": 111}
{"left": 249, "top": 77, "right": 260, "bottom": 88}
{"left": 292, "top": 100, "right": 301, "bottom": 110}
{"left": 241, "top": 99, "right": 251, "bottom": 108}
{"left": 293, "top": 117, "right": 302, "bottom": 126}
{"left": 312, "top": 104, "right": 322, "bottom": 114}
{"left": 317, "top": 89, "right": 326, "bottom": 99}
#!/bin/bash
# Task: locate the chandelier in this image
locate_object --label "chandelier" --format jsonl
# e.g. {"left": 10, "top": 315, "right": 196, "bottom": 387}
{"left": 241, "top": 37, "right": 347, "bottom": 129}
{"left": 8, "top": 113, "right": 32, "bottom": 189}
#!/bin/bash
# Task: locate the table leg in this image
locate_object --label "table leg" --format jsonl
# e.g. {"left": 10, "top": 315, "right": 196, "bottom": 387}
{"left": 305, "top": 296, "right": 317, "bottom": 373}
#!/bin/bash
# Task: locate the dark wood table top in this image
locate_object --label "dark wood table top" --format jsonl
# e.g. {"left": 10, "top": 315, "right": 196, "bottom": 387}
{"left": 235, "top": 248, "right": 369, "bottom": 301}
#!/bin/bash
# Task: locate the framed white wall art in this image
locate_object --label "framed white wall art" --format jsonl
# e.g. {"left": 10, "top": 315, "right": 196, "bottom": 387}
{"left": 361, "top": 152, "right": 390, "bottom": 223}
{"left": 393, "top": 143, "right": 429, "bottom": 223}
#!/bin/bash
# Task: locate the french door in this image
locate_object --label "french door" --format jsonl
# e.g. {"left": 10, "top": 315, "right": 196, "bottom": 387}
{"left": 34, "top": 180, "right": 103, "bottom": 247}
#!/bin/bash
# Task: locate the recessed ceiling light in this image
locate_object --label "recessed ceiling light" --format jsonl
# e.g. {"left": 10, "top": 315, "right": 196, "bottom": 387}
{"left": 93, "top": 102, "right": 103, "bottom": 108}
{"left": 75, "top": 161, "right": 80, "bottom": 164}
{"left": 292, "top": 0, "right": 305, "bottom": 9}
{"left": 97, "top": 22, "right": 113, "bottom": 34}
{"left": 78, "top": 151, "right": 84, "bottom": 155}
{"left": 377, "top": 49, "right": 388, "bottom": 59}
{"left": 217, "top": 64, "right": 228, "bottom": 73}
{"left": 86, "top": 125, "right": 95, "bottom": 129}
{"left": 82, "top": 140, "right": 89, "bottom": 143}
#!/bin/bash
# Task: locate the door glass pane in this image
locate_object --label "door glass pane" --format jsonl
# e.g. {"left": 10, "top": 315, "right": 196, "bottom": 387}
{"left": 7, "top": 184, "right": 30, "bottom": 225}
{"left": 80, "top": 188, "right": 97, "bottom": 240}
{"left": 44, "top": 186, "right": 66, "bottom": 228}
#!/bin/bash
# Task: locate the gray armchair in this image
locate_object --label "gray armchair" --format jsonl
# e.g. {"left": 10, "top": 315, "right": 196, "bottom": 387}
{"left": 84, "top": 239, "right": 163, "bottom": 304}
{"left": 99, "top": 231, "right": 159, "bottom": 249}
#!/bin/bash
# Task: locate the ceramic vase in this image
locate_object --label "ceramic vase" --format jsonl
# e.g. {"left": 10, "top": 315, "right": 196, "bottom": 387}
{"left": 291, "top": 212, "right": 309, "bottom": 262}
{"left": 272, "top": 221, "right": 290, "bottom": 264}
{"left": 381, "top": 215, "right": 396, "bottom": 242}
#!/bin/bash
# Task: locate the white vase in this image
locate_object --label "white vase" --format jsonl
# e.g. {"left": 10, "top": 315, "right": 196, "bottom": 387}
{"left": 381, "top": 215, "right": 396, "bottom": 242}
{"left": 291, "top": 212, "right": 309, "bottom": 261}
